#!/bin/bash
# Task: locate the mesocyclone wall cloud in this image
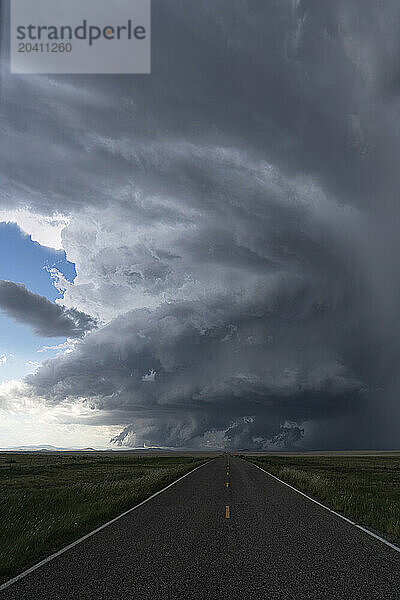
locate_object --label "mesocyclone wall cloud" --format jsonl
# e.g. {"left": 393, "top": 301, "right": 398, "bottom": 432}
{"left": 1, "top": 0, "right": 400, "bottom": 449}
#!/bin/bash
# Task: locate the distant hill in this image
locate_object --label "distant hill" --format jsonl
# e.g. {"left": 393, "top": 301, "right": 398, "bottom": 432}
{"left": 0, "top": 444, "right": 174, "bottom": 453}
{"left": 0, "top": 444, "right": 222, "bottom": 453}
{"left": 0, "top": 444, "right": 102, "bottom": 452}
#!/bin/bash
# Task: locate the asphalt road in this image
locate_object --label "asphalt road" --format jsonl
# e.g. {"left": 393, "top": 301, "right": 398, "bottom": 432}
{"left": 2, "top": 456, "right": 400, "bottom": 599}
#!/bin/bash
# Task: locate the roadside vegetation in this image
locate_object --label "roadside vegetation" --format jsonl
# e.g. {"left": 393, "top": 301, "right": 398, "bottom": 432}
{"left": 244, "top": 454, "right": 400, "bottom": 544}
{"left": 0, "top": 453, "right": 208, "bottom": 583}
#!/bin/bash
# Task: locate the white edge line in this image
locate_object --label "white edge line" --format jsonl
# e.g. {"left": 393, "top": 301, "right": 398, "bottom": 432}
{"left": 249, "top": 460, "right": 400, "bottom": 554}
{"left": 0, "top": 459, "right": 214, "bottom": 592}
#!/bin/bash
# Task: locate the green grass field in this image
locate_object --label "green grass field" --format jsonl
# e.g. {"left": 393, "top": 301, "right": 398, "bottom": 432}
{"left": 244, "top": 454, "right": 400, "bottom": 544}
{"left": 0, "top": 453, "right": 209, "bottom": 583}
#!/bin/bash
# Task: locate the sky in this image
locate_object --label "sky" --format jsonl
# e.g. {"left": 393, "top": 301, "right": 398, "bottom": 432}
{"left": 0, "top": 222, "right": 76, "bottom": 381}
{"left": 1, "top": 0, "right": 400, "bottom": 450}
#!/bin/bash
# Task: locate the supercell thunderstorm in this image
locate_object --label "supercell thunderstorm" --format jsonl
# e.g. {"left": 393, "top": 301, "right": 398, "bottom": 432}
{"left": 1, "top": 0, "right": 400, "bottom": 449}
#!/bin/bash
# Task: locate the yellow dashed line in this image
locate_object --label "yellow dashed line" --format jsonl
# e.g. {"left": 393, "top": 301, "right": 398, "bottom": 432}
{"left": 225, "top": 459, "right": 231, "bottom": 516}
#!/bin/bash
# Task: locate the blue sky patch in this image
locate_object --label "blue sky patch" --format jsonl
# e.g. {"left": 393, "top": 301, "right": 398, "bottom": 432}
{"left": 0, "top": 222, "right": 77, "bottom": 382}
{"left": 0, "top": 222, "right": 76, "bottom": 300}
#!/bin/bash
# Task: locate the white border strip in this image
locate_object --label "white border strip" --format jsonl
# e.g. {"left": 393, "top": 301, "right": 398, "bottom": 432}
{"left": 0, "top": 459, "right": 214, "bottom": 592}
{"left": 250, "top": 460, "right": 400, "bottom": 554}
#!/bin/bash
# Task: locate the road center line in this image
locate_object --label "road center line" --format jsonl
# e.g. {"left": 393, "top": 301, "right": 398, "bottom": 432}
{"left": 225, "top": 505, "right": 230, "bottom": 519}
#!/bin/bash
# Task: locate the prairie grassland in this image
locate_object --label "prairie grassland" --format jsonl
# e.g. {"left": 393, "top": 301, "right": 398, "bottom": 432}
{"left": 245, "top": 454, "right": 400, "bottom": 544}
{"left": 0, "top": 453, "right": 208, "bottom": 583}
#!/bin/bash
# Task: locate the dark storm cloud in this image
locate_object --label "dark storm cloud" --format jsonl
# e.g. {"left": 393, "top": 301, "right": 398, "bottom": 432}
{"left": 0, "top": 280, "right": 97, "bottom": 337}
{"left": 26, "top": 276, "right": 366, "bottom": 448}
{"left": 1, "top": 0, "right": 400, "bottom": 448}
{"left": 2, "top": 0, "right": 400, "bottom": 215}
